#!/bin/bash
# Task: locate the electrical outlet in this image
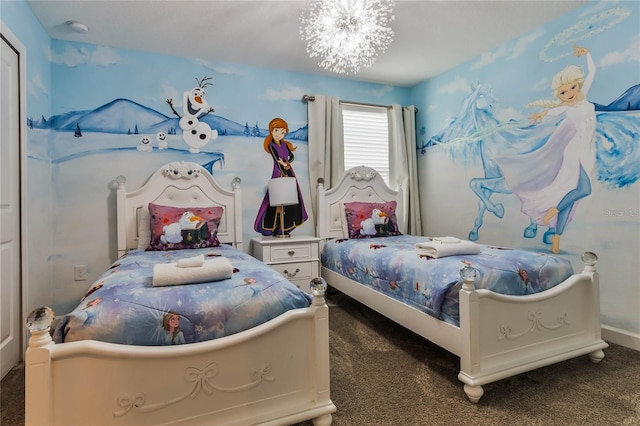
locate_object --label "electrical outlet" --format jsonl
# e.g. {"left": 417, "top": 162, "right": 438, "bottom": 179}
{"left": 74, "top": 265, "right": 87, "bottom": 281}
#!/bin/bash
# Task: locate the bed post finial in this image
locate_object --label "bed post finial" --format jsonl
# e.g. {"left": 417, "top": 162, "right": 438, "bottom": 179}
{"left": 115, "top": 175, "right": 127, "bottom": 190}
{"left": 460, "top": 266, "right": 477, "bottom": 291}
{"left": 581, "top": 251, "right": 598, "bottom": 272}
{"left": 310, "top": 277, "right": 327, "bottom": 306}
{"left": 26, "top": 307, "right": 55, "bottom": 347}
{"left": 232, "top": 176, "right": 241, "bottom": 189}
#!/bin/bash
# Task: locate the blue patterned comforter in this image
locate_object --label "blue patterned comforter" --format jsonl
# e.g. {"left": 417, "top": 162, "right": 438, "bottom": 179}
{"left": 321, "top": 235, "right": 574, "bottom": 326}
{"left": 52, "top": 246, "right": 312, "bottom": 345}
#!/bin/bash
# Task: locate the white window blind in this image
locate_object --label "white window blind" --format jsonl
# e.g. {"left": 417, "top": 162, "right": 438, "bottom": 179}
{"left": 341, "top": 103, "right": 389, "bottom": 184}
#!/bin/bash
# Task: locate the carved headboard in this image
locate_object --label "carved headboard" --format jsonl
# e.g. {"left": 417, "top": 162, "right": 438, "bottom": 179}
{"left": 316, "top": 165, "right": 405, "bottom": 240}
{"left": 116, "top": 161, "right": 242, "bottom": 257}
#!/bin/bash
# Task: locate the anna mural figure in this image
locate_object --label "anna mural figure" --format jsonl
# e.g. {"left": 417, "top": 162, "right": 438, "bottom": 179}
{"left": 254, "top": 117, "right": 308, "bottom": 236}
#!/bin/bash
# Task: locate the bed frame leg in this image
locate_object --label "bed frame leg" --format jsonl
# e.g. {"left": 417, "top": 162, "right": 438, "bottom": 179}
{"left": 463, "top": 384, "right": 484, "bottom": 403}
{"left": 312, "top": 413, "right": 333, "bottom": 426}
{"left": 589, "top": 349, "right": 606, "bottom": 364}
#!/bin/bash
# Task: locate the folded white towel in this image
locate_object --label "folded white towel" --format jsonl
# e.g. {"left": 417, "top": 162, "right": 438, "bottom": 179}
{"left": 415, "top": 238, "right": 481, "bottom": 258}
{"left": 176, "top": 254, "right": 205, "bottom": 268}
{"left": 152, "top": 257, "right": 233, "bottom": 287}
{"left": 432, "top": 236, "right": 461, "bottom": 244}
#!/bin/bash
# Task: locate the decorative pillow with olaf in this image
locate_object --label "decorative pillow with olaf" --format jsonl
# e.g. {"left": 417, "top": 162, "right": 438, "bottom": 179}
{"left": 343, "top": 201, "right": 401, "bottom": 239}
{"left": 146, "top": 203, "right": 223, "bottom": 251}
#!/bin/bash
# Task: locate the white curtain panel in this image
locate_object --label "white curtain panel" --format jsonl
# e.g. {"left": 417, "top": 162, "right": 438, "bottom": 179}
{"left": 389, "top": 105, "right": 422, "bottom": 235}
{"left": 404, "top": 105, "right": 423, "bottom": 235}
{"left": 307, "top": 95, "right": 344, "bottom": 222}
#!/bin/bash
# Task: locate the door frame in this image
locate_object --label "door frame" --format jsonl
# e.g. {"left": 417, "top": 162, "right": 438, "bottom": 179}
{"left": 1, "top": 21, "right": 28, "bottom": 356}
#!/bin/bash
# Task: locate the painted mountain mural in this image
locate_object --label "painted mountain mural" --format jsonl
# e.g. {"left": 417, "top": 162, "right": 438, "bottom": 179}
{"left": 32, "top": 98, "right": 308, "bottom": 141}
{"left": 594, "top": 84, "right": 640, "bottom": 111}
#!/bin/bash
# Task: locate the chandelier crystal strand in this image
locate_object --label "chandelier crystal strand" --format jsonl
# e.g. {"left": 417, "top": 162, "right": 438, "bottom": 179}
{"left": 300, "top": 0, "right": 395, "bottom": 75}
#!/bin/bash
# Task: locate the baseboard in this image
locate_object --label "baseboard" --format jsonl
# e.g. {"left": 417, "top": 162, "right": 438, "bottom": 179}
{"left": 602, "top": 325, "right": 640, "bottom": 351}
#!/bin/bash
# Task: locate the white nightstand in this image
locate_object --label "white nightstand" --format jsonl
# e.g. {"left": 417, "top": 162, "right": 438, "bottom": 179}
{"left": 251, "top": 235, "right": 321, "bottom": 293}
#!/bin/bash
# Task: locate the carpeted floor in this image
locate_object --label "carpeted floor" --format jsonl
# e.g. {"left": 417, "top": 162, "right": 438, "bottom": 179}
{"left": 3, "top": 289, "right": 639, "bottom": 425}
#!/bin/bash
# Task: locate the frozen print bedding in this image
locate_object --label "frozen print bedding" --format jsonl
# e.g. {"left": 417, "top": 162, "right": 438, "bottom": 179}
{"left": 52, "top": 245, "right": 312, "bottom": 345}
{"left": 321, "top": 235, "right": 574, "bottom": 326}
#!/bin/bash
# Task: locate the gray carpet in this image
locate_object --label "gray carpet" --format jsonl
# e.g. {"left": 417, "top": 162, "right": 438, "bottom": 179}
{"left": 3, "top": 289, "right": 639, "bottom": 425}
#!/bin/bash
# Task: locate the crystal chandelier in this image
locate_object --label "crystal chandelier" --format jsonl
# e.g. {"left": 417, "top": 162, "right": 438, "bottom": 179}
{"left": 300, "top": 0, "right": 395, "bottom": 75}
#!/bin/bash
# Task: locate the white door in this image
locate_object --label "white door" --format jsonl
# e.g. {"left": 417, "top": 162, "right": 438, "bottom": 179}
{"left": 1, "top": 34, "right": 22, "bottom": 379}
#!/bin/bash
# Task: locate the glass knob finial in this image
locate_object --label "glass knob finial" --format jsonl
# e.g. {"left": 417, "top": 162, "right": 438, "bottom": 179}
{"left": 460, "top": 265, "right": 477, "bottom": 282}
{"left": 310, "top": 277, "right": 327, "bottom": 296}
{"left": 581, "top": 251, "right": 598, "bottom": 266}
{"left": 26, "top": 307, "right": 55, "bottom": 333}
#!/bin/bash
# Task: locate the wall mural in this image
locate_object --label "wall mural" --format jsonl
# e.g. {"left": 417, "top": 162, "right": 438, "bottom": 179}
{"left": 497, "top": 45, "right": 597, "bottom": 254}
{"left": 418, "top": 6, "right": 639, "bottom": 254}
{"left": 27, "top": 89, "right": 309, "bottom": 172}
{"left": 26, "top": 79, "right": 310, "bottom": 281}
{"left": 166, "top": 76, "right": 218, "bottom": 153}
{"left": 254, "top": 118, "right": 309, "bottom": 237}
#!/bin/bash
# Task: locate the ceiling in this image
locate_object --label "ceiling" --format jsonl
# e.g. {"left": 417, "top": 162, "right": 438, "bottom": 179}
{"left": 26, "top": 0, "right": 588, "bottom": 87}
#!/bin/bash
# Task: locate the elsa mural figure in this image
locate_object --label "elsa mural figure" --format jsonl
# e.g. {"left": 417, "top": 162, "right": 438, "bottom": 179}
{"left": 254, "top": 117, "right": 308, "bottom": 236}
{"left": 495, "top": 45, "right": 596, "bottom": 254}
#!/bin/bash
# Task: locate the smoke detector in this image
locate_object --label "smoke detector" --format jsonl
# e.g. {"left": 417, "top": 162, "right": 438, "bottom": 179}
{"left": 66, "top": 20, "right": 89, "bottom": 34}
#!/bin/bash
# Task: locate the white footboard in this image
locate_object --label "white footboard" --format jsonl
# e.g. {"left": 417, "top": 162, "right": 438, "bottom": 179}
{"left": 25, "top": 291, "right": 335, "bottom": 426}
{"left": 321, "top": 252, "right": 608, "bottom": 404}
{"left": 457, "top": 253, "right": 609, "bottom": 402}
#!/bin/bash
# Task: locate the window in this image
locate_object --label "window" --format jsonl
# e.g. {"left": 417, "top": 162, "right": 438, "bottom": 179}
{"left": 341, "top": 103, "right": 390, "bottom": 184}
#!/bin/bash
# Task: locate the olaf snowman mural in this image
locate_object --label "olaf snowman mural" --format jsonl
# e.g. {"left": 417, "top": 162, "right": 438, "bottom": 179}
{"left": 166, "top": 76, "right": 218, "bottom": 153}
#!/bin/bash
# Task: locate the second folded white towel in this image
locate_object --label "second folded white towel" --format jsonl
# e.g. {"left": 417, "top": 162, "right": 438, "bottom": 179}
{"left": 415, "top": 237, "right": 481, "bottom": 258}
{"left": 152, "top": 256, "right": 233, "bottom": 287}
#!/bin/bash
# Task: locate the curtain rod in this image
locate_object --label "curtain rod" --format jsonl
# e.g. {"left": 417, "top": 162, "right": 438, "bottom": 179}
{"left": 302, "top": 94, "right": 418, "bottom": 113}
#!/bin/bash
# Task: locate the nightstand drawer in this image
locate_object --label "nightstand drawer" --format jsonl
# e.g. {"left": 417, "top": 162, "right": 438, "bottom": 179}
{"left": 271, "top": 243, "right": 314, "bottom": 261}
{"left": 271, "top": 261, "right": 316, "bottom": 281}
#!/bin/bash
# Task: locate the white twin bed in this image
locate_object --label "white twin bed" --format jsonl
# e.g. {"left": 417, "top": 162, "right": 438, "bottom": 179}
{"left": 25, "top": 161, "right": 335, "bottom": 425}
{"left": 317, "top": 165, "right": 608, "bottom": 403}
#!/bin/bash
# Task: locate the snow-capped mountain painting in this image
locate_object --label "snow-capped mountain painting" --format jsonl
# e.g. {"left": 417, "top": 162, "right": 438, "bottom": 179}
{"left": 32, "top": 98, "right": 308, "bottom": 140}
{"left": 594, "top": 84, "right": 640, "bottom": 111}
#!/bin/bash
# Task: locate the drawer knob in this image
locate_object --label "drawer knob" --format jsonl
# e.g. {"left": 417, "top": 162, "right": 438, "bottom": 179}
{"left": 283, "top": 268, "right": 300, "bottom": 278}
{"left": 288, "top": 250, "right": 295, "bottom": 256}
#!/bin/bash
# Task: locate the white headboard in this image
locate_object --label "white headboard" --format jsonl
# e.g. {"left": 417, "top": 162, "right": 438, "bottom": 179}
{"left": 316, "top": 165, "right": 405, "bottom": 240}
{"left": 116, "top": 161, "right": 242, "bottom": 257}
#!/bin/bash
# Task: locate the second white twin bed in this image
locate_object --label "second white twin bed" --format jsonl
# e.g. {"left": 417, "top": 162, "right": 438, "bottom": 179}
{"left": 317, "top": 165, "right": 608, "bottom": 403}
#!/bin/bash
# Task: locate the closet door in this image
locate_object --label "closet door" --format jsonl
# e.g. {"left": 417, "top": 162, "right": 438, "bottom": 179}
{"left": 0, "top": 33, "right": 22, "bottom": 380}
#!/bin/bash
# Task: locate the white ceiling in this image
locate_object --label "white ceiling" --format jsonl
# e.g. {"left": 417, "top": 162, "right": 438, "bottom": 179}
{"left": 26, "top": 0, "right": 588, "bottom": 87}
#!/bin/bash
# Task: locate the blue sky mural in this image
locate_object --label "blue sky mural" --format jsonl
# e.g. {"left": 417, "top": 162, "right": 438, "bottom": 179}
{"left": 42, "top": 39, "right": 409, "bottom": 138}
{"left": 418, "top": 4, "right": 638, "bottom": 133}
